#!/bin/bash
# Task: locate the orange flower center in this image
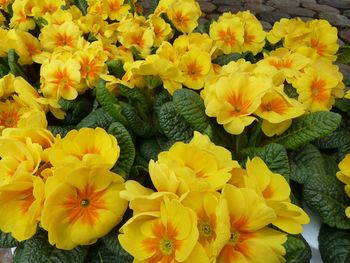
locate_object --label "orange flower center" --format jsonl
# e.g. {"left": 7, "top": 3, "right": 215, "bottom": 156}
{"left": 174, "top": 11, "right": 189, "bottom": 28}
{"left": 260, "top": 97, "right": 288, "bottom": 114}
{"left": 310, "top": 38, "right": 326, "bottom": 56}
{"left": 262, "top": 184, "right": 274, "bottom": 199}
{"left": 228, "top": 93, "right": 250, "bottom": 117}
{"left": 310, "top": 78, "right": 327, "bottom": 101}
{"left": 244, "top": 33, "right": 255, "bottom": 45}
{"left": 80, "top": 57, "right": 100, "bottom": 79}
{"left": 0, "top": 109, "right": 20, "bottom": 128}
{"left": 186, "top": 61, "right": 203, "bottom": 80}
{"left": 42, "top": 3, "right": 58, "bottom": 13}
{"left": 20, "top": 188, "right": 35, "bottom": 214}
{"left": 269, "top": 58, "right": 293, "bottom": 69}
{"left": 52, "top": 69, "right": 74, "bottom": 90}
{"left": 219, "top": 28, "right": 236, "bottom": 47}
{"left": 130, "top": 33, "right": 145, "bottom": 49}
{"left": 55, "top": 32, "right": 74, "bottom": 47}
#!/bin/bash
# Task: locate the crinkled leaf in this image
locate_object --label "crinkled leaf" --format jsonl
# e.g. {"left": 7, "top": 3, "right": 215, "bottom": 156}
{"left": 272, "top": 112, "right": 342, "bottom": 149}
{"left": 76, "top": 107, "right": 115, "bottom": 129}
{"left": 139, "top": 136, "right": 173, "bottom": 162}
{"left": 48, "top": 125, "right": 75, "bottom": 137}
{"left": 106, "top": 60, "right": 125, "bottom": 79}
{"left": 159, "top": 102, "right": 194, "bottom": 142}
{"left": 173, "top": 89, "right": 211, "bottom": 133}
{"left": 84, "top": 241, "right": 131, "bottom": 263}
{"left": 335, "top": 98, "right": 350, "bottom": 116}
{"left": 8, "top": 49, "right": 27, "bottom": 80}
{"left": 118, "top": 84, "right": 150, "bottom": 114}
{"left": 319, "top": 224, "right": 350, "bottom": 263}
{"left": 288, "top": 144, "right": 324, "bottom": 184}
{"left": 13, "top": 230, "right": 87, "bottom": 263}
{"left": 58, "top": 96, "right": 93, "bottom": 125}
{"left": 336, "top": 45, "right": 350, "bottom": 64}
{"left": 101, "top": 231, "right": 133, "bottom": 263}
{"left": 0, "top": 230, "right": 19, "bottom": 248}
{"left": 73, "top": 0, "right": 88, "bottom": 15}
{"left": 283, "top": 235, "right": 311, "bottom": 263}
{"left": 241, "top": 143, "right": 290, "bottom": 180}
{"left": 108, "top": 122, "right": 135, "bottom": 179}
{"left": 212, "top": 53, "right": 241, "bottom": 66}
{"left": 284, "top": 84, "right": 298, "bottom": 100}
{"left": 303, "top": 154, "right": 350, "bottom": 229}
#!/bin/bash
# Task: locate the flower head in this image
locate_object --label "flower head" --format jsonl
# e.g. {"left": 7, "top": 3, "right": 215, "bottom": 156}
{"left": 336, "top": 154, "right": 350, "bottom": 218}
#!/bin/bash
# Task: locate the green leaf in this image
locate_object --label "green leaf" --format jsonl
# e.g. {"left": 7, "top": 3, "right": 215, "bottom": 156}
{"left": 271, "top": 112, "right": 342, "bottom": 149}
{"left": 76, "top": 107, "right": 115, "bottom": 129}
{"left": 139, "top": 136, "right": 173, "bottom": 162}
{"left": 303, "top": 154, "right": 350, "bottom": 229}
{"left": 73, "top": 0, "right": 88, "bottom": 15}
{"left": 0, "top": 64, "right": 10, "bottom": 78}
{"left": 336, "top": 45, "right": 350, "bottom": 64}
{"left": 144, "top": 75, "right": 162, "bottom": 89}
{"left": 212, "top": 53, "right": 241, "bottom": 66}
{"left": 85, "top": 241, "right": 131, "bottom": 263}
{"left": 319, "top": 224, "right": 350, "bottom": 263}
{"left": 241, "top": 143, "right": 290, "bottom": 180}
{"left": 0, "top": 230, "right": 19, "bottom": 248}
{"left": 106, "top": 60, "right": 125, "bottom": 79}
{"left": 95, "top": 80, "right": 128, "bottom": 126}
{"left": 288, "top": 144, "right": 324, "bottom": 184}
{"left": 48, "top": 125, "right": 75, "bottom": 137}
{"left": 173, "top": 89, "right": 211, "bottom": 133}
{"left": 101, "top": 229, "right": 133, "bottom": 263}
{"left": 13, "top": 230, "right": 87, "bottom": 263}
{"left": 8, "top": 49, "right": 27, "bottom": 80}
{"left": 58, "top": 96, "right": 93, "bottom": 125}
{"left": 159, "top": 102, "right": 194, "bottom": 142}
{"left": 284, "top": 84, "right": 298, "bottom": 100}
{"left": 335, "top": 98, "right": 350, "bottom": 115}
{"left": 108, "top": 122, "right": 136, "bottom": 179}
{"left": 283, "top": 235, "right": 311, "bottom": 263}
{"left": 118, "top": 84, "right": 150, "bottom": 115}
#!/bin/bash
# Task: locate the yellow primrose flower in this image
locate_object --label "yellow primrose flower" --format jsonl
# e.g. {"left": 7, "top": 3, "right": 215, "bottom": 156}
{"left": 149, "top": 14, "right": 173, "bottom": 46}
{"left": 39, "top": 21, "right": 83, "bottom": 52}
{"left": 119, "top": 197, "right": 209, "bottom": 263}
{"left": 47, "top": 127, "right": 120, "bottom": 169}
{"left": 0, "top": 175, "right": 44, "bottom": 241}
{"left": 182, "top": 191, "right": 230, "bottom": 261}
{"left": 243, "top": 157, "right": 310, "bottom": 234}
{"left": 293, "top": 59, "right": 343, "bottom": 112}
{"left": 336, "top": 154, "right": 350, "bottom": 218}
{"left": 204, "top": 73, "right": 270, "bottom": 135}
{"left": 209, "top": 14, "right": 244, "bottom": 54}
{"left": 0, "top": 74, "right": 16, "bottom": 98}
{"left": 173, "top": 32, "right": 215, "bottom": 56}
{"left": 255, "top": 48, "right": 310, "bottom": 85}
{"left": 0, "top": 28, "right": 9, "bottom": 57}
{"left": 30, "top": 0, "right": 65, "bottom": 17}
{"left": 41, "top": 165, "right": 127, "bottom": 249}
{"left": 219, "top": 58, "right": 256, "bottom": 78}
{"left": 119, "top": 27, "right": 154, "bottom": 58}
{"left": 149, "top": 132, "right": 239, "bottom": 196}
{"left": 10, "top": 0, "right": 35, "bottom": 31}
{"left": 87, "top": 0, "right": 130, "bottom": 21}
{"left": 40, "top": 54, "right": 82, "bottom": 100}
{"left": 255, "top": 86, "right": 305, "bottom": 136}
{"left": 166, "top": 0, "right": 201, "bottom": 34}
{"left": 179, "top": 48, "right": 212, "bottom": 90}
{"left": 154, "top": 0, "right": 173, "bottom": 15}
{"left": 0, "top": 138, "right": 42, "bottom": 186}
{"left": 236, "top": 11, "right": 266, "bottom": 55}
{"left": 217, "top": 184, "right": 287, "bottom": 263}
{"left": 0, "top": 0, "right": 13, "bottom": 10}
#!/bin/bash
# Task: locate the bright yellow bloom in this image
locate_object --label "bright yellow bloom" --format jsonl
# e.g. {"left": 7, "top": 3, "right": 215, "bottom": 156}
{"left": 41, "top": 166, "right": 127, "bottom": 249}
{"left": 30, "top": 0, "right": 65, "bottom": 17}
{"left": 217, "top": 184, "right": 287, "bottom": 263}
{"left": 179, "top": 48, "right": 211, "bottom": 90}
{"left": 119, "top": 197, "right": 209, "bottom": 263}
{"left": 10, "top": 0, "right": 35, "bottom": 31}
{"left": 0, "top": 28, "right": 9, "bottom": 57}
{"left": 209, "top": 14, "right": 244, "bottom": 54}
{"left": 119, "top": 26, "right": 154, "bottom": 58}
{"left": 336, "top": 154, "right": 350, "bottom": 218}
{"left": 154, "top": 0, "right": 174, "bottom": 15}
{"left": 47, "top": 127, "right": 120, "bottom": 169}
{"left": 173, "top": 32, "right": 215, "bottom": 56}
{"left": 149, "top": 14, "right": 173, "bottom": 46}
{"left": 0, "top": 74, "right": 16, "bottom": 98}
{"left": 293, "top": 59, "right": 343, "bottom": 112}
{"left": 87, "top": 0, "right": 130, "bottom": 21}
{"left": 149, "top": 132, "right": 239, "bottom": 196}
{"left": 204, "top": 73, "right": 270, "bottom": 134}
{"left": 166, "top": 0, "right": 201, "bottom": 34}
{"left": 243, "top": 158, "right": 310, "bottom": 234}
{"left": 0, "top": 175, "right": 44, "bottom": 241}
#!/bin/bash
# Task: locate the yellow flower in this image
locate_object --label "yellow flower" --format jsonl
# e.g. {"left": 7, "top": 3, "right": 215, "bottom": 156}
{"left": 10, "top": 0, "right": 35, "bottom": 31}
{"left": 30, "top": 0, "right": 65, "bottom": 17}
{"left": 47, "top": 127, "right": 120, "bottom": 169}
{"left": 41, "top": 165, "right": 127, "bottom": 249}
{"left": 149, "top": 14, "right": 173, "bottom": 46}
{"left": 87, "top": 0, "right": 130, "bottom": 21}
{"left": 173, "top": 32, "right": 215, "bottom": 56}
{"left": 0, "top": 175, "right": 45, "bottom": 241}
{"left": 217, "top": 184, "right": 287, "bottom": 263}
{"left": 119, "top": 27, "right": 154, "bottom": 58}
{"left": 209, "top": 14, "right": 244, "bottom": 54}
{"left": 336, "top": 154, "right": 350, "bottom": 218}
{"left": 0, "top": 74, "right": 16, "bottom": 98}
{"left": 204, "top": 73, "right": 270, "bottom": 134}
{"left": 119, "top": 197, "right": 209, "bottom": 262}
{"left": 149, "top": 132, "right": 239, "bottom": 196}
{"left": 179, "top": 48, "right": 212, "bottom": 90}
{"left": 293, "top": 59, "right": 343, "bottom": 112}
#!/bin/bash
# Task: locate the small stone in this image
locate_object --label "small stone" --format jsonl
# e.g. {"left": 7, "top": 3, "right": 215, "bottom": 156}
{"left": 318, "top": 0, "right": 350, "bottom": 9}
{"left": 0, "top": 249, "right": 12, "bottom": 263}
{"left": 242, "top": 0, "right": 264, "bottom": 4}
{"left": 199, "top": 1, "right": 217, "bottom": 13}
{"left": 213, "top": 0, "right": 243, "bottom": 6}
{"left": 244, "top": 3, "right": 275, "bottom": 14}
{"left": 275, "top": 6, "right": 316, "bottom": 17}
{"left": 206, "top": 13, "right": 220, "bottom": 20}
{"left": 260, "top": 21, "right": 272, "bottom": 30}
{"left": 302, "top": 2, "right": 340, "bottom": 13}
{"left": 267, "top": 0, "right": 300, "bottom": 7}
{"left": 258, "top": 12, "right": 291, "bottom": 24}
{"left": 217, "top": 5, "right": 245, "bottom": 13}
{"left": 338, "top": 38, "right": 345, "bottom": 45}
{"left": 340, "top": 28, "right": 350, "bottom": 44}
{"left": 344, "top": 10, "right": 350, "bottom": 18}
{"left": 318, "top": 12, "right": 350, "bottom": 27}
{"left": 337, "top": 63, "right": 350, "bottom": 82}
{"left": 301, "top": 0, "right": 316, "bottom": 3}
{"left": 299, "top": 17, "right": 314, "bottom": 22}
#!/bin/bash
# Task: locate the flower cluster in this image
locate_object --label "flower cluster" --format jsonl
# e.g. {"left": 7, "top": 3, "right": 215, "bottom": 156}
{"left": 118, "top": 132, "right": 309, "bottom": 262}
{"left": 0, "top": 127, "right": 127, "bottom": 249}
{"left": 337, "top": 154, "right": 350, "bottom": 218}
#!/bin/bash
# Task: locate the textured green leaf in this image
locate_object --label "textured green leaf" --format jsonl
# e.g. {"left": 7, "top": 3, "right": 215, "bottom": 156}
{"left": 118, "top": 84, "right": 150, "bottom": 114}
{"left": 159, "top": 102, "right": 194, "bottom": 142}
{"left": 85, "top": 241, "right": 131, "bottom": 263}
{"left": 58, "top": 96, "right": 93, "bottom": 125}
{"left": 288, "top": 144, "right": 324, "bottom": 184}
{"left": 241, "top": 143, "right": 290, "bottom": 180}
{"left": 336, "top": 45, "right": 350, "bottom": 64}
{"left": 108, "top": 122, "right": 135, "bottom": 179}
{"left": 303, "top": 154, "right": 350, "bottom": 229}
{"left": 0, "top": 230, "right": 19, "bottom": 248}
{"left": 335, "top": 98, "right": 350, "bottom": 116}
{"left": 8, "top": 49, "right": 27, "bottom": 80}
{"left": 0, "top": 64, "right": 10, "bottom": 78}
{"left": 272, "top": 112, "right": 342, "bottom": 149}
{"left": 212, "top": 53, "right": 241, "bottom": 66}
{"left": 13, "top": 230, "right": 87, "bottom": 263}
{"left": 283, "top": 235, "right": 311, "bottom": 263}
{"left": 106, "top": 60, "right": 125, "bottom": 79}
{"left": 319, "top": 224, "right": 350, "bottom": 263}
{"left": 76, "top": 107, "right": 115, "bottom": 129}
{"left": 139, "top": 136, "right": 173, "bottom": 162}
{"left": 101, "top": 229, "right": 133, "bottom": 263}
{"left": 173, "top": 89, "right": 210, "bottom": 133}
{"left": 284, "top": 84, "right": 298, "bottom": 99}
{"left": 96, "top": 80, "right": 128, "bottom": 126}
{"left": 73, "top": 0, "right": 88, "bottom": 15}
{"left": 48, "top": 125, "right": 75, "bottom": 137}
